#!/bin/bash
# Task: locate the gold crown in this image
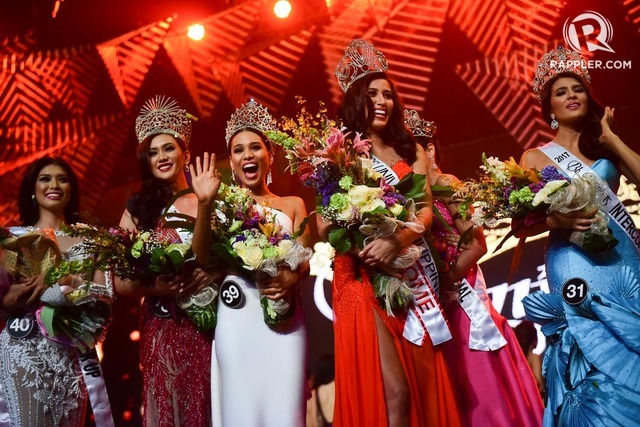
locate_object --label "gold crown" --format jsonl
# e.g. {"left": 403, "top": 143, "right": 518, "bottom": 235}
{"left": 334, "top": 39, "right": 388, "bottom": 93}
{"left": 225, "top": 99, "right": 275, "bottom": 146}
{"left": 532, "top": 46, "right": 591, "bottom": 102}
{"left": 135, "top": 96, "right": 195, "bottom": 145}
{"left": 404, "top": 109, "right": 436, "bottom": 139}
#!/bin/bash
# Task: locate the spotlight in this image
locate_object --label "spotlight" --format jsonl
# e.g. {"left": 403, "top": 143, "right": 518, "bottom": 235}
{"left": 187, "top": 24, "right": 205, "bottom": 41}
{"left": 273, "top": 0, "right": 292, "bottom": 19}
{"left": 129, "top": 330, "right": 140, "bottom": 341}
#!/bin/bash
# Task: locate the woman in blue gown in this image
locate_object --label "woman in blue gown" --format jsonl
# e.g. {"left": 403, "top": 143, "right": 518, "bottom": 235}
{"left": 519, "top": 46, "right": 640, "bottom": 426}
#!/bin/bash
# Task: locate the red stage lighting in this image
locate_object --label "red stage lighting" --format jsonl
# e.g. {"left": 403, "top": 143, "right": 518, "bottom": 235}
{"left": 188, "top": 23, "right": 205, "bottom": 41}
{"left": 273, "top": 0, "right": 292, "bottom": 19}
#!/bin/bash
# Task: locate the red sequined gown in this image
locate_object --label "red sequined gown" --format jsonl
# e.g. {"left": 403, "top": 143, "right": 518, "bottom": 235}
{"left": 332, "top": 161, "right": 461, "bottom": 427}
{"left": 139, "top": 224, "right": 212, "bottom": 427}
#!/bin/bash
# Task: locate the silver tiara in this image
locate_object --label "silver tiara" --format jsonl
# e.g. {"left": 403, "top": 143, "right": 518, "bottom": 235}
{"left": 135, "top": 96, "right": 195, "bottom": 145}
{"left": 334, "top": 39, "right": 388, "bottom": 93}
{"left": 404, "top": 109, "right": 436, "bottom": 139}
{"left": 225, "top": 99, "right": 275, "bottom": 146}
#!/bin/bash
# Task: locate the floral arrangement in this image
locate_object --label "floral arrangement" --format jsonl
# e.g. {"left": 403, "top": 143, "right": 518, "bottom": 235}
{"left": 454, "top": 154, "right": 618, "bottom": 254}
{"left": 211, "top": 183, "right": 312, "bottom": 325}
{"left": 0, "top": 228, "right": 112, "bottom": 351}
{"left": 46, "top": 224, "right": 218, "bottom": 331}
{"left": 266, "top": 99, "right": 428, "bottom": 314}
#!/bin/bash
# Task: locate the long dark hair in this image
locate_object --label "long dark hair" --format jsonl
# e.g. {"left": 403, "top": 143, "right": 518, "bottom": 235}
{"left": 126, "top": 135, "right": 187, "bottom": 230}
{"left": 541, "top": 72, "right": 619, "bottom": 167}
{"left": 338, "top": 72, "right": 417, "bottom": 165}
{"left": 311, "top": 353, "right": 335, "bottom": 389}
{"left": 19, "top": 156, "right": 80, "bottom": 226}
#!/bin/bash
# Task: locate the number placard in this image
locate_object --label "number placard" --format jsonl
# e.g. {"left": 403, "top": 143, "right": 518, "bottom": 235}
{"left": 562, "top": 278, "right": 588, "bottom": 306}
{"left": 220, "top": 280, "right": 243, "bottom": 309}
{"left": 6, "top": 315, "right": 37, "bottom": 339}
{"left": 151, "top": 299, "right": 172, "bottom": 318}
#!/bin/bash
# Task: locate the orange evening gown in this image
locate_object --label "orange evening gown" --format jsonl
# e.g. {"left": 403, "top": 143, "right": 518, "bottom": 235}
{"left": 332, "top": 161, "right": 461, "bottom": 427}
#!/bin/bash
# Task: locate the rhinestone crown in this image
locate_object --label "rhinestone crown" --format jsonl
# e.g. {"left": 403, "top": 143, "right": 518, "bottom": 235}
{"left": 135, "top": 96, "right": 195, "bottom": 145}
{"left": 404, "top": 109, "right": 436, "bottom": 139}
{"left": 532, "top": 46, "right": 591, "bottom": 102}
{"left": 334, "top": 39, "right": 388, "bottom": 93}
{"left": 225, "top": 99, "right": 275, "bottom": 146}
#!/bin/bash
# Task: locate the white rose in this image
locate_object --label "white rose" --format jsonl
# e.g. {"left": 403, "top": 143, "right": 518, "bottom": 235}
{"left": 348, "top": 185, "right": 385, "bottom": 213}
{"left": 277, "top": 239, "right": 294, "bottom": 257}
{"left": 389, "top": 203, "right": 404, "bottom": 217}
{"left": 242, "top": 246, "right": 264, "bottom": 269}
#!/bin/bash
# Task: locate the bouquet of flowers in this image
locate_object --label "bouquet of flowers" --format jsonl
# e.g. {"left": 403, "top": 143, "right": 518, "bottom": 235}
{"left": 0, "top": 228, "right": 112, "bottom": 351}
{"left": 46, "top": 224, "right": 218, "bottom": 331}
{"left": 211, "top": 182, "right": 312, "bottom": 325}
{"left": 454, "top": 154, "right": 618, "bottom": 254}
{"left": 266, "top": 99, "right": 428, "bottom": 314}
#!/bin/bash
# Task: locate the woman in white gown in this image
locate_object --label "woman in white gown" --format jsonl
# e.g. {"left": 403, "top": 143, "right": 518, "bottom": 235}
{"left": 207, "top": 100, "right": 310, "bottom": 427}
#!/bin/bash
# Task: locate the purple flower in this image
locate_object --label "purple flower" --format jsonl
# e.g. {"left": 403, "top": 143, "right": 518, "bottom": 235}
{"left": 234, "top": 234, "right": 247, "bottom": 243}
{"left": 528, "top": 182, "right": 545, "bottom": 193}
{"left": 540, "top": 166, "right": 567, "bottom": 183}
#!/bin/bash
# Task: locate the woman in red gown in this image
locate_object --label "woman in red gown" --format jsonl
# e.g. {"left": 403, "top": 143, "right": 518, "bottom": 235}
{"left": 324, "top": 39, "right": 461, "bottom": 427}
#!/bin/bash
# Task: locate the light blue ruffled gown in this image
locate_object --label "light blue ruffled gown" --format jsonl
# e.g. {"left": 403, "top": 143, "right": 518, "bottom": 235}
{"left": 523, "top": 158, "right": 640, "bottom": 426}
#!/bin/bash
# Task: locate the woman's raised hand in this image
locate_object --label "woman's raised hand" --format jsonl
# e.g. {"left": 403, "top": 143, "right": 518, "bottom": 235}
{"left": 190, "top": 152, "right": 221, "bottom": 205}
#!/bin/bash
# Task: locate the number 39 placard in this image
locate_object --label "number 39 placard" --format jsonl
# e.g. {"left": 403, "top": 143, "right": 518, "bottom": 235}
{"left": 220, "top": 280, "right": 244, "bottom": 309}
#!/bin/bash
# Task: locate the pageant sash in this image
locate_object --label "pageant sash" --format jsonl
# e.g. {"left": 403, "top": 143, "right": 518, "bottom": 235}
{"left": 457, "top": 269, "right": 507, "bottom": 351}
{"left": 540, "top": 142, "right": 640, "bottom": 252}
{"left": 78, "top": 349, "right": 115, "bottom": 427}
{"left": 371, "top": 155, "right": 452, "bottom": 346}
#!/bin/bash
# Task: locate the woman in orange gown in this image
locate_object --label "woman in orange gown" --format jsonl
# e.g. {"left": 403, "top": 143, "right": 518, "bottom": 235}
{"left": 324, "top": 39, "right": 461, "bottom": 427}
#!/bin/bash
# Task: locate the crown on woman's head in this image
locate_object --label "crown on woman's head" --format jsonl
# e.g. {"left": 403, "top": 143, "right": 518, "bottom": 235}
{"left": 404, "top": 109, "right": 436, "bottom": 139}
{"left": 225, "top": 99, "right": 275, "bottom": 146}
{"left": 335, "top": 39, "right": 388, "bottom": 93}
{"left": 135, "top": 96, "right": 196, "bottom": 145}
{"left": 532, "top": 46, "right": 591, "bottom": 102}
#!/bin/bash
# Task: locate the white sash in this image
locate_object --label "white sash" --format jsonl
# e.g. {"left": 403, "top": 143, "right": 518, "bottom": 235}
{"left": 371, "top": 155, "right": 452, "bottom": 346}
{"left": 78, "top": 349, "right": 115, "bottom": 427}
{"left": 539, "top": 142, "right": 640, "bottom": 252}
{"left": 457, "top": 269, "right": 507, "bottom": 351}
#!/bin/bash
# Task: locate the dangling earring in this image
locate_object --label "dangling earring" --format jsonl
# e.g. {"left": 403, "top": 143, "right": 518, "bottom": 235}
{"left": 185, "top": 165, "right": 190, "bottom": 173}
{"left": 266, "top": 170, "right": 272, "bottom": 186}
{"left": 31, "top": 194, "right": 36, "bottom": 204}
{"left": 550, "top": 113, "right": 559, "bottom": 130}
{"left": 232, "top": 169, "right": 238, "bottom": 183}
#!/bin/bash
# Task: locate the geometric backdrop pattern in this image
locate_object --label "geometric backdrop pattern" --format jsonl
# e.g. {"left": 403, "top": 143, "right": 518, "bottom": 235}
{"left": 1, "top": 0, "right": 639, "bottom": 225}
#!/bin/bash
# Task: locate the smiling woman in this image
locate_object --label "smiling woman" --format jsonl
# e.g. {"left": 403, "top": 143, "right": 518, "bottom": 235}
{"left": 519, "top": 46, "right": 640, "bottom": 426}
{"left": 115, "top": 96, "right": 217, "bottom": 427}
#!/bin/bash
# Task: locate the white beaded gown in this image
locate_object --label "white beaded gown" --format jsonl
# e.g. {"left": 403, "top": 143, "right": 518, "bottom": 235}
{"left": 211, "top": 208, "right": 307, "bottom": 427}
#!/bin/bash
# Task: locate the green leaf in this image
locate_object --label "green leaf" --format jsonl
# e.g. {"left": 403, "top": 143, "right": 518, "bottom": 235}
{"left": 431, "top": 184, "right": 454, "bottom": 198}
{"left": 396, "top": 173, "right": 427, "bottom": 200}
{"left": 329, "top": 227, "right": 351, "bottom": 253}
{"left": 167, "top": 249, "right": 186, "bottom": 270}
{"left": 39, "top": 306, "right": 59, "bottom": 337}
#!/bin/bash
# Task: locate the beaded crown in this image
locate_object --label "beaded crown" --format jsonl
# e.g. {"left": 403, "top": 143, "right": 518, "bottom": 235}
{"left": 532, "top": 46, "right": 591, "bottom": 102}
{"left": 334, "top": 39, "right": 388, "bottom": 93}
{"left": 225, "top": 99, "right": 275, "bottom": 146}
{"left": 404, "top": 109, "right": 436, "bottom": 139}
{"left": 135, "top": 96, "right": 195, "bottom": 145}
